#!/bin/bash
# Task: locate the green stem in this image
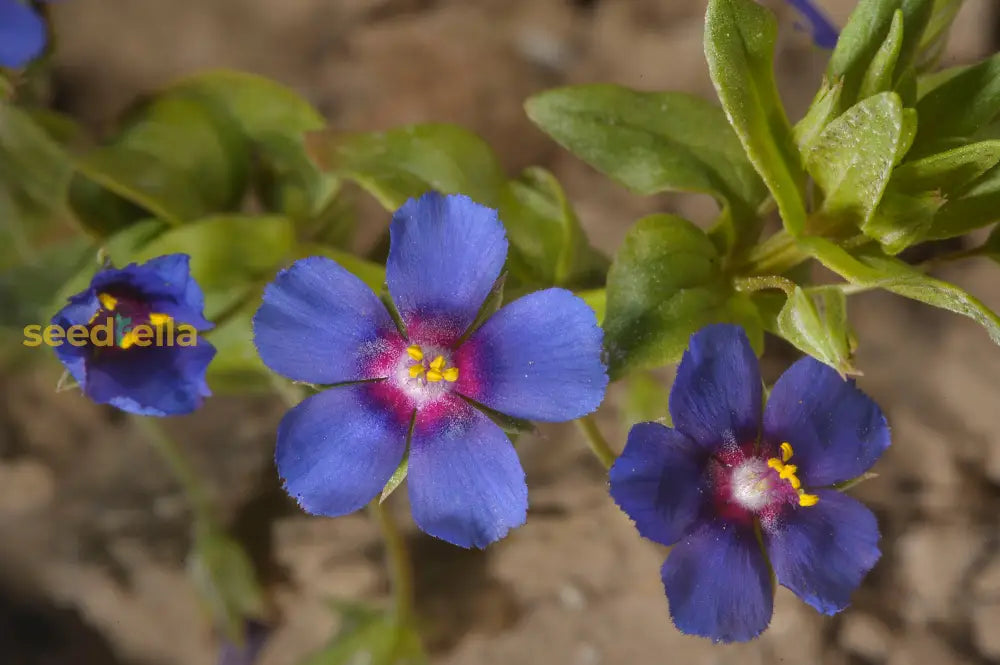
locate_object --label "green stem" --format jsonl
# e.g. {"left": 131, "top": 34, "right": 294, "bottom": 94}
{"left": 733, "top": 274, "right": 797, "bottom": 296}
{"left": 369, "top": 500, "right": 416, "bottom": 625}
{"left": 131, "top": 415, "right": 217, "bottom": 530}
{"left": 575, "top": 415, "right": 616, "bottom": 470}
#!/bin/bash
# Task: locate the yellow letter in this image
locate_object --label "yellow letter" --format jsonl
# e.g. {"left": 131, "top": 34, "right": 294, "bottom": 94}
{"left": 133, "top": 325, "right": 153, "bottom": 347}
{"left": 22, "top": 324, "right": 42, "bottom": 347}
{"left": 43, "top": 325, "right": 65, "bottom": 346}
{"left": 91, "top": 318, "right": 113, "bottom": 346}
{"left": 67, "top": 325, "right": 90, "bottom": 346}
{"left": 176, "top": 325, "right": 197, "bottom": 347}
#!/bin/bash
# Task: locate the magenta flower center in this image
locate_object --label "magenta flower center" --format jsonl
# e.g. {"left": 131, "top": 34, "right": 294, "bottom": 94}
{"left": 712, "top": 442, "right": 820, "bottom": 524}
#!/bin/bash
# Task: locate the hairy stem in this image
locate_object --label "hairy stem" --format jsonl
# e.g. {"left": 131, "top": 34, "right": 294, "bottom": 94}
{"left": 576, "top": 414, "right": 616, "bottom": 470}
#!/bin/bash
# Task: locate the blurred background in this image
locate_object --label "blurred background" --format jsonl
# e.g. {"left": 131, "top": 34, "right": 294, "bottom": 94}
{"left": 2, "top": 0, "right": 1000, "bottom": 663}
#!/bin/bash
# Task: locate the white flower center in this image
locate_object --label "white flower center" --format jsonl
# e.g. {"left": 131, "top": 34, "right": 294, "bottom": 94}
{"left": 729, "top": 459, "right": 775, "bottom": 512}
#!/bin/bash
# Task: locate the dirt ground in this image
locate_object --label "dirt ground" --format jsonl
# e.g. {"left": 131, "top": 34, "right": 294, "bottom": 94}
{"left": 3, "top": 1, "right": 1000, "bottom": 664}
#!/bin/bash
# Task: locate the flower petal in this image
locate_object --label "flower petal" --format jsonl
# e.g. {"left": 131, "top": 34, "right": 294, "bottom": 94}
{"left": 84, "top": 340, "right": 216, "bottom": 416}
{"left": 386, "top": 192, "right": 508, "bottom": 341}
{"left": 276, "top": 383, "right": 408, "bottom": 516}
{"left": 609, "top": 423, "right": 707, "bottom": 546}
{"left": 763, "top": 356, "right": 889, "bottom": 487}
{"left": 0, "top": 0, "right": 46, "bottom": 68}
{"left": 91, "top": 254, "right": 213, "bottom": 329}
{"left": 669, "top": 324, "right": 762, "bottom": 451}
{"left": 254, "top": 256, "right": 399, "bottom": 385}
{"left": 661, "top": 517, "right": 773, "bottom": 643}
{"left": 787, "top": 0, "right": 839, "bottom": 49}
{"left": 407, "top": 395, "right": 526, "bottom": 548}
{"left": 763, "top": 489, "right": 880, "bottom": 615}
{"left": 454, "top": 288, "right": 607, "bottom": 421}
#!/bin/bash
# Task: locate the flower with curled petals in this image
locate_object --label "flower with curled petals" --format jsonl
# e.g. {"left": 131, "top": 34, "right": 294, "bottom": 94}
{"left": 610, "top": 324, "right": 889, "bottom": 642}
{"left": 254, "top": 192, "right": 608, "bottom": 548}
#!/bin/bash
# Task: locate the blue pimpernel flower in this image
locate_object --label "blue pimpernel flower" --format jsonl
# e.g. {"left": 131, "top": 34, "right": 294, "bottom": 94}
{"left": 609, "top": 324, "right": 888, "bottom": 642}
{"left": 786, "top": 0, "right": 839, "bottom": 49}
{"left": 51, "top": 254, "right": 216, "bottom": 416}
{"left": 253, "top": 192, "right": 608, "bottom": 548}
{"left": 0, "top": 0, "right": 52, "bottom": 68}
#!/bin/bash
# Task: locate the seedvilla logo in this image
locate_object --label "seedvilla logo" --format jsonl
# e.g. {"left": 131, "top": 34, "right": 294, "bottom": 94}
{"left": 23, "top": 314, "right": 198, "bottom": 348}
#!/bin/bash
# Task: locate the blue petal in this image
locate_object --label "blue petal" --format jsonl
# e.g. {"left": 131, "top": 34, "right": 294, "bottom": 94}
{"left": 609, "top": 423, "right": 707, "bottom": 546}
{"left": 669, "top": 324, "right": 762, "bottom": 452}
{"left": 764, "top": 489, "right": 880, "bottom": 615}
{"left": 276, "top": 383, "right": 408, "bottom": 516}
{"left": 0, "top": 0, "right": 46, "bottom": 68}
{"left": 454, "top": 288, "right": 607, "bottom": 421}
{"left": 763, "top": 356, "right": 889, "bottom": 487}
{"left": 386, "top": 193, "right": 508, "bottom": 340}
{"left": 254, "top": 257, "right": 398, "bottom": 384}
{"left": 92, "top": 254, "right": 212, "bottom": 329}
{"left": 661, "top": 517, "right": 773, "bottom": 643}
{"left": 85, "top": 340, "right": 216, "bottom": 416}
{"left": 407, "top": 395, "right": 526, "bottom": 548}
{"left": 787, "top": 0, "right": 839, "bottom": 49}
{"left": 50, "top": 289, "right": 99, "bottom": 386}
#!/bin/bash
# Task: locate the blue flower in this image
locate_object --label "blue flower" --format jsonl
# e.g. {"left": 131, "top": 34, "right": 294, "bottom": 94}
{"left": 217, "top": 621, "right": 269, "bottom": 665}
{"left": 609, "top": 324, "right": 889, "bottom": 642}
{"left": 51, "top": 254, "right": 216, "bottom": 416}
{"left": 786, "top": 0, "right": 839, "bottom": 49}
{"left": 254, "top": 192, "right": 608, "bottom": 548}
{"left": 0, "top": 0, "right": 52, "bottom": 68}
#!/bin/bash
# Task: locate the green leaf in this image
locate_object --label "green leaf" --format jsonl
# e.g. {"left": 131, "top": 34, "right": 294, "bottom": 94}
{"left": 924, "top": 162, "right": 1000, "bottom": 240}
{"left": 298, "top": 606, "right": 426, "bottom": 665}
{"left": 167, "top": 69, "right": 335, "bottom": 219}
{"left": 577, "top": 288, "right": 606, "bottom": 325}
{"left": 622, "top": 372, "right": 672, "bottom": 428}
{"left": 827, "top": 0, "right": 932, "bottom": 109}
{"left": 704, "top": 0, "right": 806, "bottom": 234}
{"left": 917, "top": 0, "right": 964, "bottom": 71}
{"left": 188, "top": 529, "right": 266, "bottom": 643}
{"left": 203, "top": 297, "right": 272, "bottom": 394}
{"left": 131, "top": 215, "right": 296, "bottom": 319}
{"left": 805, "top": 92, "right": 903, "bottom": 232}
{"left": 776, "top": 286, "right": 857, "bottom": 377}
{"left": 801, "top": 236, "right": 1000, "bottom": 345}
{"left": 499, "top": 167, "right": 607, "bottom": 288}
{"left": 0, "top": 102, "right": 76, "bottom": 269}
{"left": 380, "top": 453, "right": 409, "bottom": 503}
{"left": 857, "top": 10, "right": 905, "bottom": 101}
{"left": 794, "top": 79, "right": 844, "bottom": 153}
{"left": 307, "top": 123, "right": 506, "bottom": 210}
{"left": 870, "top": 140, "right": 1000, "bottom": 248}
{"left": 524, "top": 84, "right": 766, "bottom": 221}
{"left": 603, "top": 214, "right": 762, "bottom": 379}
{"left": 69, "top": 92, "right": 251, "bottom": 235}
{"left": 912, "top": 53, "right": 1000, "bottom": 156}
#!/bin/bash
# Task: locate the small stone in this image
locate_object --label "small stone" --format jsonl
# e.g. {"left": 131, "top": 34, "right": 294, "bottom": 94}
{"left": 972, "top": 602, "right": 1000, "bottom": 659}
{"left": 839, "top": 613, "right": 891, "bottom": 662}
{"left": 0, "top": 459, "right": 55, "bottom": 514}
{"left": 897, "top": 525, "right": 986, "bottom": 623}
{"left": 973, "top": 556, "right": 1000, "bottom": 598}
{"left": 559, "top": 584, "right": 586, "bottom": 611}
{"left": 887, "top": 632, "right": 967, "bottom": 665}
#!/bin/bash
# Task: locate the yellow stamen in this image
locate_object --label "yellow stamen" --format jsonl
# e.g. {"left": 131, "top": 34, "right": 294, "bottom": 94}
{"left": 778, "top": 464, "right": 798, "bottom": 480}
{"left": 406, "top": 345, "right": 424, "bottom": 361}
{"left": 442, "top": 367, "right": 459, "bottom": 382}
{"left": 766, "top": 458, "right": 783, "bottom": 472}
{"left": 98, "top": 293, "right": 117, "bottom": 310}
{"left": 119, "top": 329, "right": 139, "bottom": 349}
{"left": 149, "top": 313, "right": 172, "bottom": 326}
{"left": 426, "top": 369, "right": 443, "bottom": 382}
{"left": 409, "top": 364, "right": 425, "bottom": 378}
{"left": 797, "top": 490, "right": 819, "bottom": 507}
{"left": 430, "top": 355, "right": 446, "bottom": 371}
{"left": 780, "top": 442, "right": 794, "bottom": 462}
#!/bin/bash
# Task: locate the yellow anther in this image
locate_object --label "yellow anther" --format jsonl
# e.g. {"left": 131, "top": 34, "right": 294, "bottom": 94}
{"left": 98, "top": 293, "right": 117, "bottom": 310}
{"left": 780, "top": 442, "right": 794, "bottom": 462}
{"left": 406, "top": 345, "right": 424, "bottom": 361}
{"left": 787, "top": 474, "right": 802, "bottom": 490}
{"left": 409, "top": 364, "right": 425, "bottom": 378}
{"left": 442, "top": 367, "right": 459, "bottom": 382}
{"left": 766, "top": 458, "right": 784, "bottom": 472}
{"left": 430, "top": 355, "right": 446, "bottom": 371}
{"left": 426, "top": 369, "right": 443, "bottom": 382}
{"left": 778, "top": 464, "right": 798, "bottom": 480}
{"left": 797, "top": 490, "right": 819, "bottom": 507}
{"left": 148, "top": 313, "right": 172, "bottom": 326}
{"left": 119, "top": 329, "right": 139, "bottom": 350}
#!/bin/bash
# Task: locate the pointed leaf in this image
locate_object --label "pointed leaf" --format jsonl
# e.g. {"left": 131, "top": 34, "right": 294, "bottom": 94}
{"left": 776, "top": 286, "right": 857, "bottom": 377}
